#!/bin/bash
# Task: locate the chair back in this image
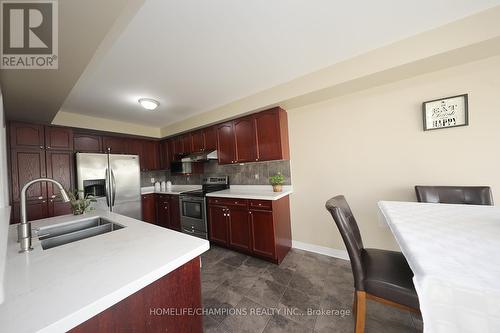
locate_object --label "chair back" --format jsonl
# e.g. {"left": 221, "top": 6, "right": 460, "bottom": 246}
{"left": 325, "top": 195, "right": 365, "bottom": 290}
{"left": 415, "top": 186, "right": 493, "bottom": 205}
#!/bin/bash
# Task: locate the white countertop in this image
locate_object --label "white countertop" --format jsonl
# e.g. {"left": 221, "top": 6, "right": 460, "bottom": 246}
{"left": 0, "top": 211, "right": 209, "bottom": 333}
{"left": 206, "top": 185, "right": 293, "bottom": 200}
{"left": 141, "top": 185, "right": 201, "bottom": 195}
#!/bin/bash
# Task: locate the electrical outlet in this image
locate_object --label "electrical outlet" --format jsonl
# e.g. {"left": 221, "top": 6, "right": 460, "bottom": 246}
{"left": 150, "top": 178, "right": 155, "bottom": 184}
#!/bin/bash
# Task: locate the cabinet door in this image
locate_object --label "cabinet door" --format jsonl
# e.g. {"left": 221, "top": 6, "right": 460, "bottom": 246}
{"left": 156, "top": 195, "right": 170, "bottom": 228}
{"left": 9, "top": 122, "right": 45, "bottom": 149}
{"left": 182, "top": 134, "right": 193, "bottom": 154}
{"left": 143, "top": 141, "right": 159, "bottom": 170}
{"left": 191, "top": 130, "right": 205, "bottom": 152}
{"left": 46, "top": 151, "right": 74, "bottom": 214}
{"left": 173, "top": 136, "right": 183, "bottom": 158}
{"left": 250, "top": 209, "right": 276, "bottom": 258}
{"left": 159, "top": 140, "right": 170, "bottom": 170}
{"left": 48, "top": 199, "right": 72, "bottom": 217}
{"left": 74, "top": 133, "right": 102, "bottom": 153}
{"left": 11, "top": 201, "right": 49, "bottom": 224}
{"left": 228, "top": 206, "right": 252, "bottom": 252}
{"left": 254, "top": 109, "right": 288, "bottom": 161}
{"left": 128, "top": 139, "right": 145, "bottom": 167}
{"left": 208, "top": 205, "right": 229, "bottom": 245}
{"left": 45, "top": 126, "right": 73, "bottom": 151}
{"left": 233, "top": 117, "right": 257, "bottom": 163}
{"left": 103, "top": 136, "right": 129, "bottom": 154}
{"left": 11, "top": 149, "right": 47, "bottom": 202}
{"left": 203, "top": 126, "right": 217, "bottom": 151}
{"left": 217, "top": 122, "right": 235, "bottom": 164}
{"left": 169, "top": 195, "right": 181, "bottom": 231}
{"left": 141, "top": 194, "right": 156, "bottom": 224}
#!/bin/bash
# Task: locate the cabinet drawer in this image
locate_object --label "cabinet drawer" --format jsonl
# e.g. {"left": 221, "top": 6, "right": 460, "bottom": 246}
{"left": 249, "top": 200, "right": 272, "bottom": 210}
{"left": 156, "top": 194, "right": 170, "bottom": 200}
{"left": 208, "top": 197, "right": 248, "bottom": 207}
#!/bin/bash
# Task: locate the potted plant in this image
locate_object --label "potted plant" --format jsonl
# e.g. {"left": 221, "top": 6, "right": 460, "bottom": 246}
{"left": 67, "top": 190, "right": 97, "bottom": 215}
{"left": 269, "top": 172, "right": 285, "bottom": 192}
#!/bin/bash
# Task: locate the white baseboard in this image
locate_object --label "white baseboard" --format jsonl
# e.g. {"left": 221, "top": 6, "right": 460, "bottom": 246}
{"left": 292, "top": 240, "right": 349, "bottom": 261}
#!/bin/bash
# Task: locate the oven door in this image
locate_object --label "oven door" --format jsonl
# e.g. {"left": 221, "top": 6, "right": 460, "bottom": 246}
{"left": 180, "top": 196, "right": 207, "bottom": 232}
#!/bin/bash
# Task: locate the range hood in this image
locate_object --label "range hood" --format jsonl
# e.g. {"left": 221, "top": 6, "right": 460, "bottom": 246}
{"left": 181, "top": 150, "right": 218, "bottom": 162}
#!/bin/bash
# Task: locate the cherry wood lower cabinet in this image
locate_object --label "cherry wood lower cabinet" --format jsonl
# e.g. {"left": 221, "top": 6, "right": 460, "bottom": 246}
{"left": 141, "top": 194, "right": 156, "bottom": 224}
{"left": 143, "top": 194, "right": 181, "bottom": 231}
{"left": 156, "top": 194, "right": 181, "bottom": 231}
{"left": 207, "top": 196, "right": 291, "bottom": 264}
{"left": 69, "top": 257, "right": 203, "bottom": 333}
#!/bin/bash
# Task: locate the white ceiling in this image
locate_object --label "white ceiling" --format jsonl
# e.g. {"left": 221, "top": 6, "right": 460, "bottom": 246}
{"left": 61, "top": 0, "right": 500, "bottom": 127}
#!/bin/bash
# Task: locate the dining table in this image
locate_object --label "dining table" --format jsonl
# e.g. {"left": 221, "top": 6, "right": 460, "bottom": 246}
{"left": 378, "top": 201, "right": 500, "bottom": 333}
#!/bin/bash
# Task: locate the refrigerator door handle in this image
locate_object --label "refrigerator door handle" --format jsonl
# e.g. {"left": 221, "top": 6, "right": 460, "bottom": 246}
{"left": 105, "top": 167, "right": 111, "bottom": 207}
{"left": 111, "top": 169, "right": 117, "bottom": 206}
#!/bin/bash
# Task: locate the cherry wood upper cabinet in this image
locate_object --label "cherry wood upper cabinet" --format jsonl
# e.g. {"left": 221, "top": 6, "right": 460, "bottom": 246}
{"left": 191, "top": 130, "right": 205, "bottom": 152}
{"left": 217, "top": 122, "right": 236, "bottom": 165}
{"left": 159, "top": 140, "right": 171, "bottom": 170}
{"left": 181, "top": 134, "right": 193, "bottom": 154}
{"left": 45, "top": 126, "right": 73, "bottom": 151}
{"left": 254, "top": 107, "right": 290, "bottom": 161}
{"left": 233, "top": 117, "right": 257, "bottom": 163}
{"left": 172, "top": 136, "right": 183, "bottom": 158}
{"left": 102, "top": 136, "right": 129, "bottom": 154}
{"left": 203, "top": 126, "right": 217, "bottom": 151}
{"left": 45, "top": 150, "right": 74, "bottom": 198}
{"left": 9, "top": 122, "right": 45, "bottom": 149}
{"left": 74, "top": 133, "right": 102, "bottom": 153}
{"left": 143, "top": 140, "right": 159, "bottom": 170}
{"left": 10, "top": 149, "right": 47, "bottom": 202}
{"left": 45, "top": 150, "right": 74, "bottom": 216}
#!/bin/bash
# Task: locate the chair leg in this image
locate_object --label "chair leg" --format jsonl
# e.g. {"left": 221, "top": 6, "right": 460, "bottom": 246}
{"left": 355, "top": 291, "right": 366, "bottom": 333}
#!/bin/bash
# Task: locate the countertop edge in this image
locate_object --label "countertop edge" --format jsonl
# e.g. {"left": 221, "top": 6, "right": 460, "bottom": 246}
{"left": 205, "top": 190, "right": 293, "bottom": 201}
{"left": 43, "top": 242, "right": 209, "bottom": 333}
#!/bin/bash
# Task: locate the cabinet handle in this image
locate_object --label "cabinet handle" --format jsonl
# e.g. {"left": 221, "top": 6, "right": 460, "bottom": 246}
{"left": 249, "top": 211, "right": 252, "bottom": 214}
{"left": 47, "top": 146, "right": 51, "bottom": 149}
{"left": 38, "top": 196, "right": 43, "bottom": 200}
{"left": 42, "top": 200, "right": 46, "bottom": 203}
{"left": 50, "top": 199, "right": 53, "bottom": 203}
{"left": 39, "top": 146, "right": 43, "bottom": 149}
{"left": 51, "top": 195, "right": 56, "bottom": 198}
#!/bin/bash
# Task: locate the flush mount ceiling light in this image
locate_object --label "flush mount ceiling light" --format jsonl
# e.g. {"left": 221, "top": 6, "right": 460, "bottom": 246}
{"left": 138, "top": 98, "right": 159, "bottom": 110}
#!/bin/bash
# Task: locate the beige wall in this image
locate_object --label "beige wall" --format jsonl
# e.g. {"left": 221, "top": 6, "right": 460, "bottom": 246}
{"left": 287, "top": 55, "right": 500, "bottom": 251}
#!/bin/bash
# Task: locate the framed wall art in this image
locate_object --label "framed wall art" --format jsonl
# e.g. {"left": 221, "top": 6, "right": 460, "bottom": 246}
{"left": 422, "top": 94, "right": 468, "bottom": 131}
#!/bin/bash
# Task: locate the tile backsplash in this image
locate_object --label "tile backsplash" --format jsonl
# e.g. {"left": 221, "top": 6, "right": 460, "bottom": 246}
{"left": 140, "top": 160, "right": 291, "bottom": 187}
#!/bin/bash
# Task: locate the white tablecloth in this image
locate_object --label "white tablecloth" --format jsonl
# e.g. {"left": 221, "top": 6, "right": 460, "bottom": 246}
{"left": 378, "top": 201, "right": 500, "bottom": 333}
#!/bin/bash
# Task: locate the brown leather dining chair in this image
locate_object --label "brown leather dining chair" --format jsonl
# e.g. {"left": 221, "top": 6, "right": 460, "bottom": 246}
{"left": 415, "top": 186, "right": 493, "bottom": 205}
{"left": 325, "top": 195, "right": 419, "bottom": 333}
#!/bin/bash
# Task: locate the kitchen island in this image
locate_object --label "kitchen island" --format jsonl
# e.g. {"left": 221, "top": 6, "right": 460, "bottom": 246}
{"left": 0, "top": 211, "right": 209, "bottom": 333}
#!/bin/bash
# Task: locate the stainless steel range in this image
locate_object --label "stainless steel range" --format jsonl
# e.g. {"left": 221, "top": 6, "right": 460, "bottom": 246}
{"left": 179, "top": 176, "right": 229, "bottom": 239}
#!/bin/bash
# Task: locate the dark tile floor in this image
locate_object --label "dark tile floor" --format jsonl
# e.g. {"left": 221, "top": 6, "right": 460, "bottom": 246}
{"left": 200, "top": 246, "right": 423, "bottom": 333}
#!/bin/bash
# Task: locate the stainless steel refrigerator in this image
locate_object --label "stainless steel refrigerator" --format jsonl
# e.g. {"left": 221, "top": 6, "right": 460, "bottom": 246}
{"left": 76, "top": 153, "right": 141, "bottom": 219}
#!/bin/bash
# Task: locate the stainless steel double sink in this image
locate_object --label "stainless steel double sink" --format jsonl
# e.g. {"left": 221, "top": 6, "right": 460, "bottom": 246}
{"left": 37, "top": 217, "right": 125, "bottom": 250}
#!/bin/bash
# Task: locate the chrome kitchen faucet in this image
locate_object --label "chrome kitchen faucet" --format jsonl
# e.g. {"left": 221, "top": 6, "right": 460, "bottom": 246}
{"left": 18, "top": 178, "right": 70, "bottom": 253}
